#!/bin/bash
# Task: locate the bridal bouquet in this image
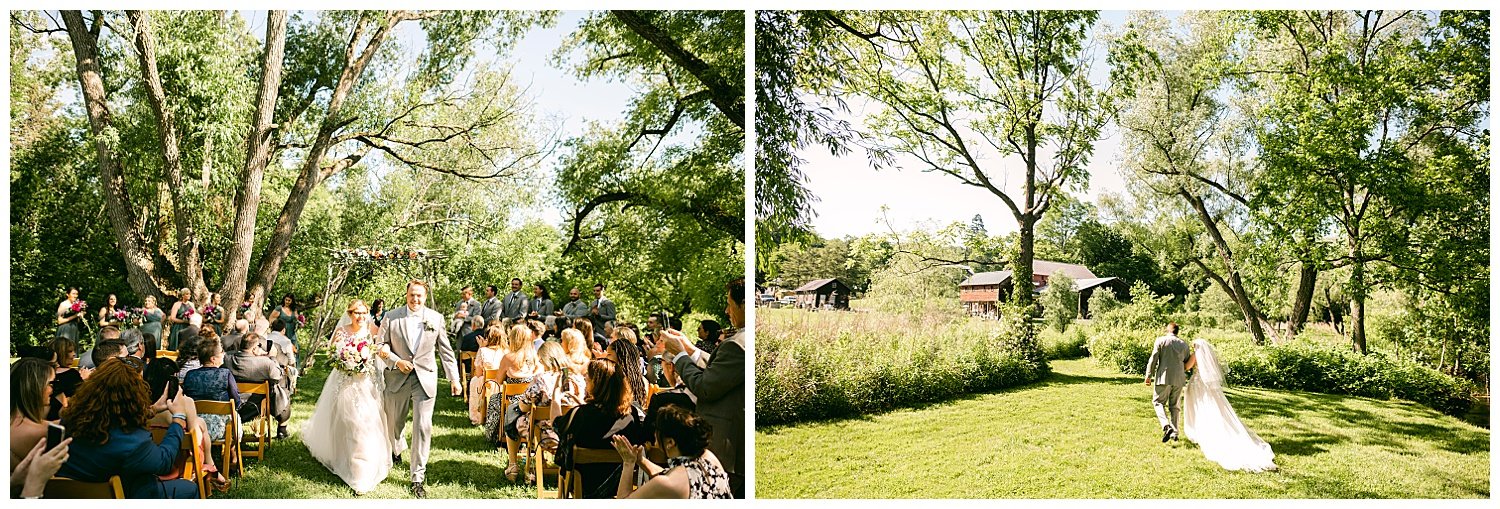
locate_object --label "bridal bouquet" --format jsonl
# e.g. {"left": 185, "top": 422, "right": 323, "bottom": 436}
{"left": 112, "top": 310, "right": 127, "bottom": 322}
{"left": 240, "top": 301, "right": 253, "bottom": 314}
{"left": 328, "top": 334, "right": 375, "bottom": 375}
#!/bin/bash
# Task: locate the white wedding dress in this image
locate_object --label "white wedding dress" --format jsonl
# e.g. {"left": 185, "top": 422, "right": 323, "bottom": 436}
{"left": 303, "top": 325, "right": 392, "bottom": 494}
{"left": 1182, "top": 339, "right": 1277, "bottom": 472}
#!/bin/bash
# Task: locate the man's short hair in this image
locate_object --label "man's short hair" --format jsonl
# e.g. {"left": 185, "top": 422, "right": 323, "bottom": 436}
{"left": 1167, "top": 322, "right": 1179, "bottom": 335}
{"left": 487, "top": 285, "right": 498, "bottom": 294}
{"left": 92, "top": 341, "right": 128, "bottom": 368}
{"left": 727, "top": 277, "right": 745, "bottom": 306}
{"left": 270, "top": 318, "right": 286, "bottom": 333}
{"left": 236, "top": 319, "right": 249, "bottom": 333}
{"left": 100, "top": 326, "right": 122, "bottom": 340}
{"left": 462, "top": 285, "right": 473, "bottom": 292}
{"left": 241, "top": 333, "right": 265, "bottom": 352}
{"left": 511, "top": 278, "right": 522, "bottom": 285}
{"left": 594, "top": 283, "right": 605, "bottom": 291}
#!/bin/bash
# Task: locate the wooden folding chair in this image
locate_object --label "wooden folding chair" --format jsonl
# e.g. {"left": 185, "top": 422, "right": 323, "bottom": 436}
{"left": 236, "top": 381, "right": 272, "bottom": 463}
{"left": 151, "top": 425, "right": 207, "bottom": 498}
{"left": 42, "top": 476, "right": 125, "bottom": 499}
{"left": 529, "top": 403, "right": 576, "bottom": 498}
{"left": 476, "top": 369, "right": 503, "bottom": 425}
{"left": 559, "top": 447, "right": 628, "bottom": 499}
{"left": 195, "top": 400, "right": 243, "bottom": 478}
{"left": 459, "top": 351, "right": 476, "bottom": 402}
{"left": 158, "top": 350, "right": 178, "bottom": 362}
{"left": 645, "top": 384, "right": 663, "bottom": 407}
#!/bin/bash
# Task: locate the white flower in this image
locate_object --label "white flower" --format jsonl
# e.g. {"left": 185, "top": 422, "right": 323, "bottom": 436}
{"left": 424, "top": 313, "right": 444, "bottom": 332}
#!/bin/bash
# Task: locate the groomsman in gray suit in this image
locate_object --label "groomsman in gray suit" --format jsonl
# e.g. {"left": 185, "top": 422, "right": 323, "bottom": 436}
{"left": 502, "top": 278, "right": 529, "bottom": 320}
{"left": 453, "top": 286, "right": 481, "bottom": 340}
{"left": 588, "top": 283, "right": 616, "bottom": 333}
{"left": 1145, "top": 322, "right": 1193, "bottom": 443}
{"left": 561, "top": 287, "right": 588, "bottom": 321}
{"left": 480, "top": 284, "right": 502, "bottom": 323}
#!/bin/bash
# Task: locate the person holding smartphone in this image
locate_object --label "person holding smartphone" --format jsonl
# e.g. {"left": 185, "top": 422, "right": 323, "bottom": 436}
{"left": 55, "top": 359, "right": 200, "bottom": 498}
{"left": 10, "top": 358, "right": 55, "bottom": 471}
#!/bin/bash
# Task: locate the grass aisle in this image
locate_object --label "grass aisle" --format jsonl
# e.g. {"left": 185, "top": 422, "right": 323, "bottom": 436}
{"left": 755, "top": 358, "right": 1489, "bottom": 498}
{"left": 224, "top": 358, "right": 532, "bottom": 498}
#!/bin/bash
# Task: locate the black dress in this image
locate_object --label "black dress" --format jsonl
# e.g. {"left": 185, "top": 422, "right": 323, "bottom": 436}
{"left": 47, "top": 368, "right": 85, "bottom": 421}
{"left": 555, "top": 403, "right": 650, "bottom": 498}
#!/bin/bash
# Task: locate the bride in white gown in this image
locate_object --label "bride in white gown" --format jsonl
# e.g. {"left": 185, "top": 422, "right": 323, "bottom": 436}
{"left": 303, "top": 299, "right": 392, "bottom": 494}
{"left": 1183, "top": 339, "right": 1277, "bottom": 472}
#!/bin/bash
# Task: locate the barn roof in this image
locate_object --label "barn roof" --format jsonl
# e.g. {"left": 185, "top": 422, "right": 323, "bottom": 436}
{"left": 793, "top": 278, "right": 846, "bottom": 293}
{"left": 1036, "top": 277, "right": 1121, "bottom": 294}
{"left": 959, "top": 260, "right": 1097, "bottom": 287}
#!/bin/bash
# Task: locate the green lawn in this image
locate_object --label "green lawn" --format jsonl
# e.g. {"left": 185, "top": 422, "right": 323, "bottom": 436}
{"left": 756, "top": 358, "right": 1490, "bottom": 498}
{"left": 223, "top": 359, "right": 536, "bottom": 498}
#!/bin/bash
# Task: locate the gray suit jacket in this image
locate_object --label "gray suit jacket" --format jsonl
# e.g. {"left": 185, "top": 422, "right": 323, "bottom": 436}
{"left": 561, "top": 299, "right": 588, "bottom": 320}
{"left": 502, "top": 291, "right": 528, "bottom": 320}
{"left": 674, "top": 331, "right": 744, "bottom": 475}
{"left": 529, "top": 298, "right": 554, "bottom": 318}
{"left": 589, "top": 297, "right": 616, "bottom": 331}
{"left": 379, "top": 306, "right": 461, "bottom": 398}
{"left": 480, "top": 297, "right": 502, "bottom": 324}
{"left": 1145, "top": 334, "right": 1190, "bottom": 386}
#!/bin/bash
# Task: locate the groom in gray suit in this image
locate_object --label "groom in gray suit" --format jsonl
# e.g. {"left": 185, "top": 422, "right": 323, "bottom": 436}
{"left": 1145, "top": 322, "right": 1192, "bottom": 443}
{"left": 378, "top": 280, "right": 461, "bottom": 498}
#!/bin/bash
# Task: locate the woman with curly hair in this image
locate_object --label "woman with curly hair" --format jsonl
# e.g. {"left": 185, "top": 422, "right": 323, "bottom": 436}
{"left": 55, "top": 359, "right": 199, "bottom": 498}
{"left": 611, "top": 404, "right": 732, "bottom": 498}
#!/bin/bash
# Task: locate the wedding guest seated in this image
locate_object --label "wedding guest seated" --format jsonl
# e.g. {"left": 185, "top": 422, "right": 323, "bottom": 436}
{"left": 696, "top": 319, "right": 723, "bottom": 354}
{"left": 47, "top": 338, "right": 86, "bottom": 421}
{"left": 265, "top": 320, "right": 297, "bottom": 386}
{"left": 527, "top": 319, "right": 546, "bottom": 350}
{"left": 142, "top": 357, "right": 223, "bottom": 491}
{"left": 560, "top": 328, "right": 592, "bottom": 379}
{"left": 181, "top": 341, "right": 245, "bottom": 443}
{"left": 610, "top": 404, "right": 731, "bottom": 499}
{"left": 513, "top": 342, "right": 586, "bottom": 482}
{"left": 460, "top": 316, "right": 486, "bottom": 354}
{"left": 89, "top": 341, "right": 129, "bottom": 371}
{"left": 488, "top": 325, "right": 539, "bottom": 480}
{"left": 228, "top": 333, "right": 290, "bottom": 438}
{"left": 605, "top": 334, "right": 651, "bottom": 410}
{"left": 9, "top": 358, "right": 52, "bottom": 471}
{"left": 646, "top": 356, "right": 697, "bottom": 422}
{"left": 554, "top": 359, "right": 650, "bottom": 498}
{"left": 122, "top": 329, "right": 151, "bottom": 361}
{"left": 220, "top": 319, "right": 249, "bottom": 352}
{"left": 469, "top": 325, "right": 506, "bottom": 425}
{"left": 56, "top": 359, "right": 201, "bottom": 498}
{"left": 174, "top": 326, "right": 204, "bottom": 379}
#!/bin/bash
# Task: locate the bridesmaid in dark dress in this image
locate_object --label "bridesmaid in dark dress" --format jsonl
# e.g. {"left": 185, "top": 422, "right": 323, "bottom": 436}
{"left": 55, "top": 287, "right": 84, "bottom": 342}
{"left": 370, "top": 298, "right": 386, "bottom": 329}
{"left": 268, "top": 294, "right": 300, "bottom": 350}
{"left": 140, "top": 295, "right": 166, "bottom": 349}
{"left": 200, "top": 292, "right": 226, "bottom": 334}
{"left": 166, "top": 288, "right": 195, "bottom": 351}
{"left": 97, "top": 294, "right": 124, "bottom": 332}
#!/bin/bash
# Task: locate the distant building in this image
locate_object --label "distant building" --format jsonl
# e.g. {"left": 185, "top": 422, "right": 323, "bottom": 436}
{"left": 959, "top": 260, "right": 1124, "bottom": 318}
{"left": 791, "top": 278, "right": 851, "bottom": 310}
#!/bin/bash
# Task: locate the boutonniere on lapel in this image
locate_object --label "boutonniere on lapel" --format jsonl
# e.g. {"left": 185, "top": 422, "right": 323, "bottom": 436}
{"left": 423, "top": 313, "right": 444, "bottom": 333}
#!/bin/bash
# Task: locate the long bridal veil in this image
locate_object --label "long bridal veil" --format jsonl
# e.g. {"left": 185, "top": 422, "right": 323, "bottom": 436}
{"left": 303, "top": 326, "right": 393, "bottom": 493}
{"left": 1182, "top": 339, "right": 1277, "bottom": 473}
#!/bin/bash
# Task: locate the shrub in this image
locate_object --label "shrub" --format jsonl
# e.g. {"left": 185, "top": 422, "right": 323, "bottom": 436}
{"left": 1087, "top": 287, "right": 1122, "bottom": 317}
{"left": 1040, "top": 272, "right": 1078, "bottom": 333}
{"left": 1084, "top": 326, "right": 1476, "bottom": 417}
{"left": 756, "top": 308, "right": 1049, "bottom": 426}
{"left": 1041, "top": 325, "right": 1089, "bottom": 360}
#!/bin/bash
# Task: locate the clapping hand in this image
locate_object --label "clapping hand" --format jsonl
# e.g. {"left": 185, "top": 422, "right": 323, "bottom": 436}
{"left": 657, "top": 328, "right": 691, "bottom": 357}
{"left": 450, "top": 380, "right": 463, "bottom": 397}
{"left": 611, "top": 434, "right": 642, "bottom": 466}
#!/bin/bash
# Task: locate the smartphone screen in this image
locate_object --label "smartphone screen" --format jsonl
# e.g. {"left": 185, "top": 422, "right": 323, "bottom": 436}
{"left": 46, "top": 423, "right": 65, "bottom": 451}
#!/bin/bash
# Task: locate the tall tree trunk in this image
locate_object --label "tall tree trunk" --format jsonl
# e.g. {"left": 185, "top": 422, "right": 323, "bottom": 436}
{"left": 62, "top": 11, "right": 170, "bottom": 302}
{"left": 127, "top": 10, "right": 205, "bottom": 300}
{"left": 1014, "top": 217, "right": 1035, "bottom": 309}
{"left": 1182, "top": 189, "right": 1268, "bottom": 345}
{"left": 220, "top": 10, "right": 287, "bottom": 321}
{"left": 1287, "top": 260, "right": 1318, "bottom": 336}
{"left": 249, "top": 13, "right": 400, "bottom": 301}
{"left": 1349, "top": 245, "right": 1368, "bottom": 355}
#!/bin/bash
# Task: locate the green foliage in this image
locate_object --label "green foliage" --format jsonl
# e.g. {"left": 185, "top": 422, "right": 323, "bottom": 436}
{"left": 756, "top": 308, "right": 1048, "bottom": 426}
{"left": 1086, "top": 327, "right": 1156, "bottom": 375}
{"left": 1039, "top": 324, "right": 1090, "bottom": 360}
{"left": 551, "top": 11, "right": 744, "bottom": 321}
{"left": 1039, "top": 272, "right": 1078, "bottom": 333}
{"left": 1094, "top": 281, "right": 1172, "bottom": 331}
{"left": 1086, "top": 286, "right": 1122, "bottom": 317}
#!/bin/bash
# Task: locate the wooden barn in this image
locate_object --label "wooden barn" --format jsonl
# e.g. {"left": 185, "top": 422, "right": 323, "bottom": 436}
{"left": 959, "top": 260, "right": 1125, "bottom": 318}
{"left": 792, "top": 278, "right": 851, "bottom": 310}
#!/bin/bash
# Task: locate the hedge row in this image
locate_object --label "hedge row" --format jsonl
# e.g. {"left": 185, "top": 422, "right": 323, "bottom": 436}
{"left": 1086, "top": 328, "right": 1476, "bottom": 417}
{"left": 756, "top": 309, "right": 1048, "bottom": 426}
